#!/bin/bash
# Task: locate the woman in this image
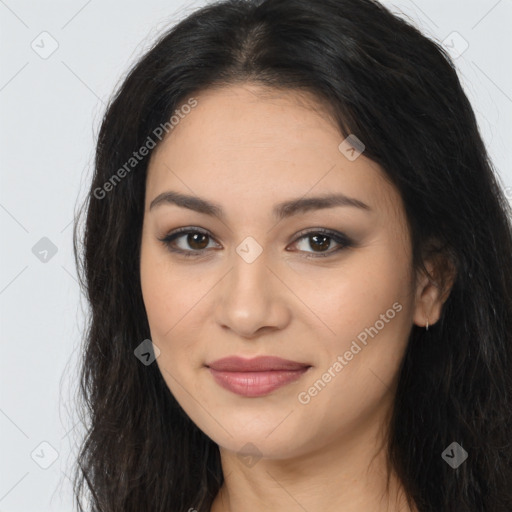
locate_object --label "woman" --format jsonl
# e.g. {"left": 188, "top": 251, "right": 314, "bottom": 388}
{"left": 73, "top": 0, "right": 512, "bottom": 510}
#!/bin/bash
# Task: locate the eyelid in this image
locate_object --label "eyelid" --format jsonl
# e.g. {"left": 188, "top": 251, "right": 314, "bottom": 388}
{"left": 158, "top": 226, "right": 220, "bottom": 256}
{"left": 288, "top": 228, "right": 354, "bottom": 257}
{"left": 158, "top": 226, "right": 354, "bottom": 258}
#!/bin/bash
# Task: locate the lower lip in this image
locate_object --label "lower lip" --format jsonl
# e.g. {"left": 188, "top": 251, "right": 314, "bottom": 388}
{"left": 207, "top": 367, "right": 310, "bottom": 397}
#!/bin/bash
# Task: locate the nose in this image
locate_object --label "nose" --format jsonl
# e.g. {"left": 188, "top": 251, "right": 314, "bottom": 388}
{"left": 214, "top": 247, "right": 291, "bottom": 339}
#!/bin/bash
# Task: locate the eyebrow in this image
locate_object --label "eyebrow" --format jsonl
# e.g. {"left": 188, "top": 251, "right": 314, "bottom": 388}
{"left": 149, "top": 190, "right": 371, "bottom": 220}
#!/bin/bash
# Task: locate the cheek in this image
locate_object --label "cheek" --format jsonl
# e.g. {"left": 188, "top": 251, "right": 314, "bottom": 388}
{"left": 140, "top": 240, "right": 183, "bottom": 353}
{"left": 140, "top": 256, "right": 200, "bottom": 404}
{"left": 141, "top": 233, "right": 196, "bottom": 333}
{"left": 312, "top": 245, "right": 411, "bottom": 340}
{"left": 140, "top": 241, "right": 215, "bottom": 380}
{"left": 293, "top": 259, "right": 412, "bottom": 442}
{"left": 305, "top": 241, "right": 414, "bottom": 393}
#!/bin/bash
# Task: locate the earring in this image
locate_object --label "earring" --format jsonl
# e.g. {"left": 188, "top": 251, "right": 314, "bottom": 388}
{"left": 425, "top": 318, "right": 429, "bottom": 331}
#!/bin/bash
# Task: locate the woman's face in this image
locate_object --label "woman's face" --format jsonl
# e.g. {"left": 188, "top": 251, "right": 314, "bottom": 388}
{"left": 140, "top": 84, "right": 426, "bottom": 460}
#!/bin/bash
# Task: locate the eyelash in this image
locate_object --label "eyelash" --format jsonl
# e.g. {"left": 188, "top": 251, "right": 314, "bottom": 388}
{"left": 158, "top": 227, "right": 354, "bottom": 259}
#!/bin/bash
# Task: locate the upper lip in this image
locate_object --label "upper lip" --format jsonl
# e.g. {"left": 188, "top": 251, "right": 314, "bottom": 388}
{"left": 206, "top": 356, "right": 311, "bottom": 372}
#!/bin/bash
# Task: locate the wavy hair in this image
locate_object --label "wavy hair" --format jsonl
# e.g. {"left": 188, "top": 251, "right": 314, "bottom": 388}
{"left": 72, "top": 0, "right": 512, "bottom": 510}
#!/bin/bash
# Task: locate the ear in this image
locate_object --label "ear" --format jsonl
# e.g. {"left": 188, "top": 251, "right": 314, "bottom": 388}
{"left": 413, "top": 250, "right": 457, "bottom": 328}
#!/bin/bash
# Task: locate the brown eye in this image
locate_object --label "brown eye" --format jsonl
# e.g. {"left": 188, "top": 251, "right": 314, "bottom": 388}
{"left": 159, "top": 227, "right": 353, "bottom": 259}
{"left": 184, "top": 232, "right": 209, "bottom": 250}
{"left": 288, "top": 229, "right": 353, "bottom": 258}
{"left": 159, "top": 228, "right": 218, "bottom": 257}
{"left": 307, "top": 234, "right": 331, "bottom": 252}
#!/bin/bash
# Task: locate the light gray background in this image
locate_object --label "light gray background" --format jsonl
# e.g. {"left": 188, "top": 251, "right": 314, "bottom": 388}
{"left": 1, "top": 1, "right": 511, "bottom": 511}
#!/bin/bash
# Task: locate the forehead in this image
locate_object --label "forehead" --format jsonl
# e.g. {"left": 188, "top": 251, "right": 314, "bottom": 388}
{"left": 145, "top": 84, "right": 401, "bottom": 219}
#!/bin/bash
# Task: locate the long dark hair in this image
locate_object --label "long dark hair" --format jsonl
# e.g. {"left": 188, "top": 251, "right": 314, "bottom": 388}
{"left": 72, "top": 0, "right": 512, "bottom": 510}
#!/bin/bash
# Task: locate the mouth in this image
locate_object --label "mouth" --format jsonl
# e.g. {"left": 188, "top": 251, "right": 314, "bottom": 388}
{"left": 205, "top": 356, "right": 312, "bottom": 397}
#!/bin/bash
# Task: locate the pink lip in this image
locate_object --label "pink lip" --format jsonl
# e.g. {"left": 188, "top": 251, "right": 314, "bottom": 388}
{"left": 207, "top": 356, "right": 310, "bottom": 372}
{"left": 206, "top": 356, "right": 311, "bottom": 397}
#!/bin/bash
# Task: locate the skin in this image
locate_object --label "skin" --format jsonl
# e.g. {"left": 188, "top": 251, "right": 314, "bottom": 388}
{"left": 140, "top": 84, "right": 451, "bottom": 512}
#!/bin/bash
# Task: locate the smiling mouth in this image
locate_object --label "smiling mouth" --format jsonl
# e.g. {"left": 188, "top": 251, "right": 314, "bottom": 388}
{"left": 205, "top": 355, "right": 312, "bottom": 397}
{"left": 206, "top": 355, "right": 310, "bottom": 372}
{"left": 206, "top": 366, "right": 311, "bottom": 397}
